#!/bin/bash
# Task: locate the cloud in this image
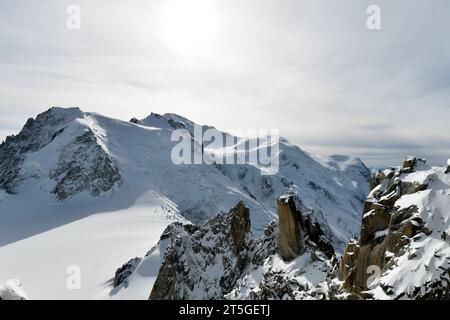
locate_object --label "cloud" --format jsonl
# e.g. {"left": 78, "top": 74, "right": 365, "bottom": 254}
{"left": 0, "top": 0, "right": 449, "bottom": 166}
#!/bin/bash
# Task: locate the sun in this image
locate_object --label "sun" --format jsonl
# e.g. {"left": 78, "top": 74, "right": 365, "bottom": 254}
{"left": 158, "top": 0, "right": 218, "bottom": 56}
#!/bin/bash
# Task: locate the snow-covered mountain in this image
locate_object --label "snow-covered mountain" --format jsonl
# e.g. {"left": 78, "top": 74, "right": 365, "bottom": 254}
{"left": 115, "top": 157, "right": 449, "bottom": 300}
{"left": 339, "top": 157, "right": 450, "bottom": 299}
{"left": 0, "top": 107, "right": 369, "bottom": 299}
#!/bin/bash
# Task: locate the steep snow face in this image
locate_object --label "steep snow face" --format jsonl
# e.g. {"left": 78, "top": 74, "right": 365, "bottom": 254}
{"left": 0, "top": 107, "right": 369, "bottom": 299}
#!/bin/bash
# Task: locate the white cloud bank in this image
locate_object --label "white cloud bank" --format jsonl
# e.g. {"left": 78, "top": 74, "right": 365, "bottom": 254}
{"left": 0, "top": 0, "right": 449, "bottom": 166}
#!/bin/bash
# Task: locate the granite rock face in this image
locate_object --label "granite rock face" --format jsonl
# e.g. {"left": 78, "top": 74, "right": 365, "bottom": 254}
{"left": 277, "top": 196, "right": 302, "bottom": 260}
{"left": 50, "top": 130, "right": 121, "bottom": 200}
{"left": 150, "top": 201, "right": 253, "bottom": 300}
{"left": 149, "top": 196, "right": 336, "bottom": 300}
{"left": 339, "top": 157, "right": 450, "bottom": 299}
{"left": 114, "top": 257, "right": 142, "bottom": 288}
{"left": 278, "top": 194, "right": 334, "bottom": 261}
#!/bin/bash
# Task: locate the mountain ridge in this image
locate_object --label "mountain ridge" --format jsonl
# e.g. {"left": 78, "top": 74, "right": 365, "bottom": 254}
{"left": 0, "top": 106, "right": 369, "bottom": 299}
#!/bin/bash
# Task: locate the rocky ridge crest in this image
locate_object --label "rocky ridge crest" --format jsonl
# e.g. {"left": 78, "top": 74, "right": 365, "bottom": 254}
{"left": 338, "top": 157, "right": 450, "bottom": 299}
{"left": 147, "top": 194, "right": 337, "bottom": 300}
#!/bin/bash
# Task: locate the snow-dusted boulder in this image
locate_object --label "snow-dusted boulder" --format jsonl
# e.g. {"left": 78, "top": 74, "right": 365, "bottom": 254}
{"left": 0, "top": 279, "right": 29, "bottom": 300}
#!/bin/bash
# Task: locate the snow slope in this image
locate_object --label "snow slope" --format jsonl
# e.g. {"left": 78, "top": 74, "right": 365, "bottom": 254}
{"left": 0, "top": 107, "right": 369, "bottom": 299}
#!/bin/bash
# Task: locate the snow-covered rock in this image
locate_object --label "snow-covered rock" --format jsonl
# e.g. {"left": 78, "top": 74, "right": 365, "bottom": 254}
{"left": 50, "top": 130, "right": 121, "bottom": 200}
{"left": 0, "top": 107, "right": 82, "bottom": 194}
{"left": 149, "top": 201, "right": 252, "bottom": 300}
{"left": 0, "top": 279, "right": 29, "bottom": 300}
{"left": 117, "top": 156, "right": 450, "bottom": 300}
{"left": 121, "top": 195, "right": 338, "bottom": 300}
{"left": 339, "top": 157, "right": 450, "bottom": 299}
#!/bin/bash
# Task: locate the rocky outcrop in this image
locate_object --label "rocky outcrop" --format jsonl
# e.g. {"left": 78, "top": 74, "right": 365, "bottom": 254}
{"left": 278, "top": 193, "right": 335, "bottom": 261}
{"left": 114, "top": 257, "right": 142, "bottom": 288}
{"left": 339, "top": 157, "right": 449, "bottom": 299}
{"left": 445, "top": 159, "right": 450, "bottom": 174}
{"left": 230, "top": 202, "right": 251, "bottom": 255}
{"left": 278, "top": 196, "right": 302, "bottom": 260}
{"left": 0, "top": 107, "right": 82, "bottom": 194}
{"left": 50, "top": 130, "right": 121, "bottom": 200}
{"left": 148, "top": 195, "right": 336, "bottom": 300}
{"left": 150, "top": 202, "right": 252, "bottom": 300}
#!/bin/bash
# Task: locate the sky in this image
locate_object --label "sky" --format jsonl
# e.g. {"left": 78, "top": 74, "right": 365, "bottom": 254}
{"left": 0, "top": 0, "right": 449, "bottom": 167}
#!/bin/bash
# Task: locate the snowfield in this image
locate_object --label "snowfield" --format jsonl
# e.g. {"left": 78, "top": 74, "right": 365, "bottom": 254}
{"left": 0, "top": 107, "right": 369, "bottom": 299}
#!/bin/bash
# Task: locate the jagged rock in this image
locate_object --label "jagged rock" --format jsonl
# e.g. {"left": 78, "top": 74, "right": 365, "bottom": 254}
{"left": 370, "top": 170, "right": 385, "bottom": 190}
{"left": 402, "top": 156, "right": 417, "bottom": 170}
{"left": 149, "top": 202, "right": 253, "bottom": 300}
{"left": 339, "top": 156, "right": 449, "bottom": 298}
{"left": 148, "top": 197, "right": 336, "bottom": 300}
{"left": 114, "top": 257, "right": 142, "bottom": 288}
{"left": 278, "top": 194, "right": 335, "bottom": 261}
{"left": 230, "top": 202, "right": 251, "bottom": 255}
{"left": 445, "top": 159, "right": 450, "bottom": 174}
{"left": 50, "top": 130, "right": 121, "bottom": 200}
{"left": 339, "top": 239, "right": 359, "bottom": 290}
{"left": 277, "top": 195, "right": 302, "bottom": 260}
{"left": 0, "top": 107, "right": 81, "bottom": 194}
{"left": 250, "top": 221, "right": 278, "bottom": 266}
{"left": 401, "top": 157, "right": 426, "bottom": 173}
{"left": 360, "top": 205, "right": 391, "bottom": 245}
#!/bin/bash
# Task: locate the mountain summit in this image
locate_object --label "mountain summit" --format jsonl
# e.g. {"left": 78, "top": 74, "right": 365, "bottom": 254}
{"left": 0, "top": 107, "right": 369, "bottom": 299}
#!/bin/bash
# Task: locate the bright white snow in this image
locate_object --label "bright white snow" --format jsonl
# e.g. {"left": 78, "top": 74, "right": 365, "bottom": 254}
{"left": 0, "top": 108, "right": 370, "bottom": 299}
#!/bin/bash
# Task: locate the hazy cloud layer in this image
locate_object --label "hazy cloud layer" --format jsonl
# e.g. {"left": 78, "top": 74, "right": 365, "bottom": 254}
{"left": 0, "top": 0, "right": 449, "bottom": 166}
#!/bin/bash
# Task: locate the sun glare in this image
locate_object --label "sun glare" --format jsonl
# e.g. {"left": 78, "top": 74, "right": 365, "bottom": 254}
{"left": 158, "top": 0, "right": 218, "bottom": 56}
